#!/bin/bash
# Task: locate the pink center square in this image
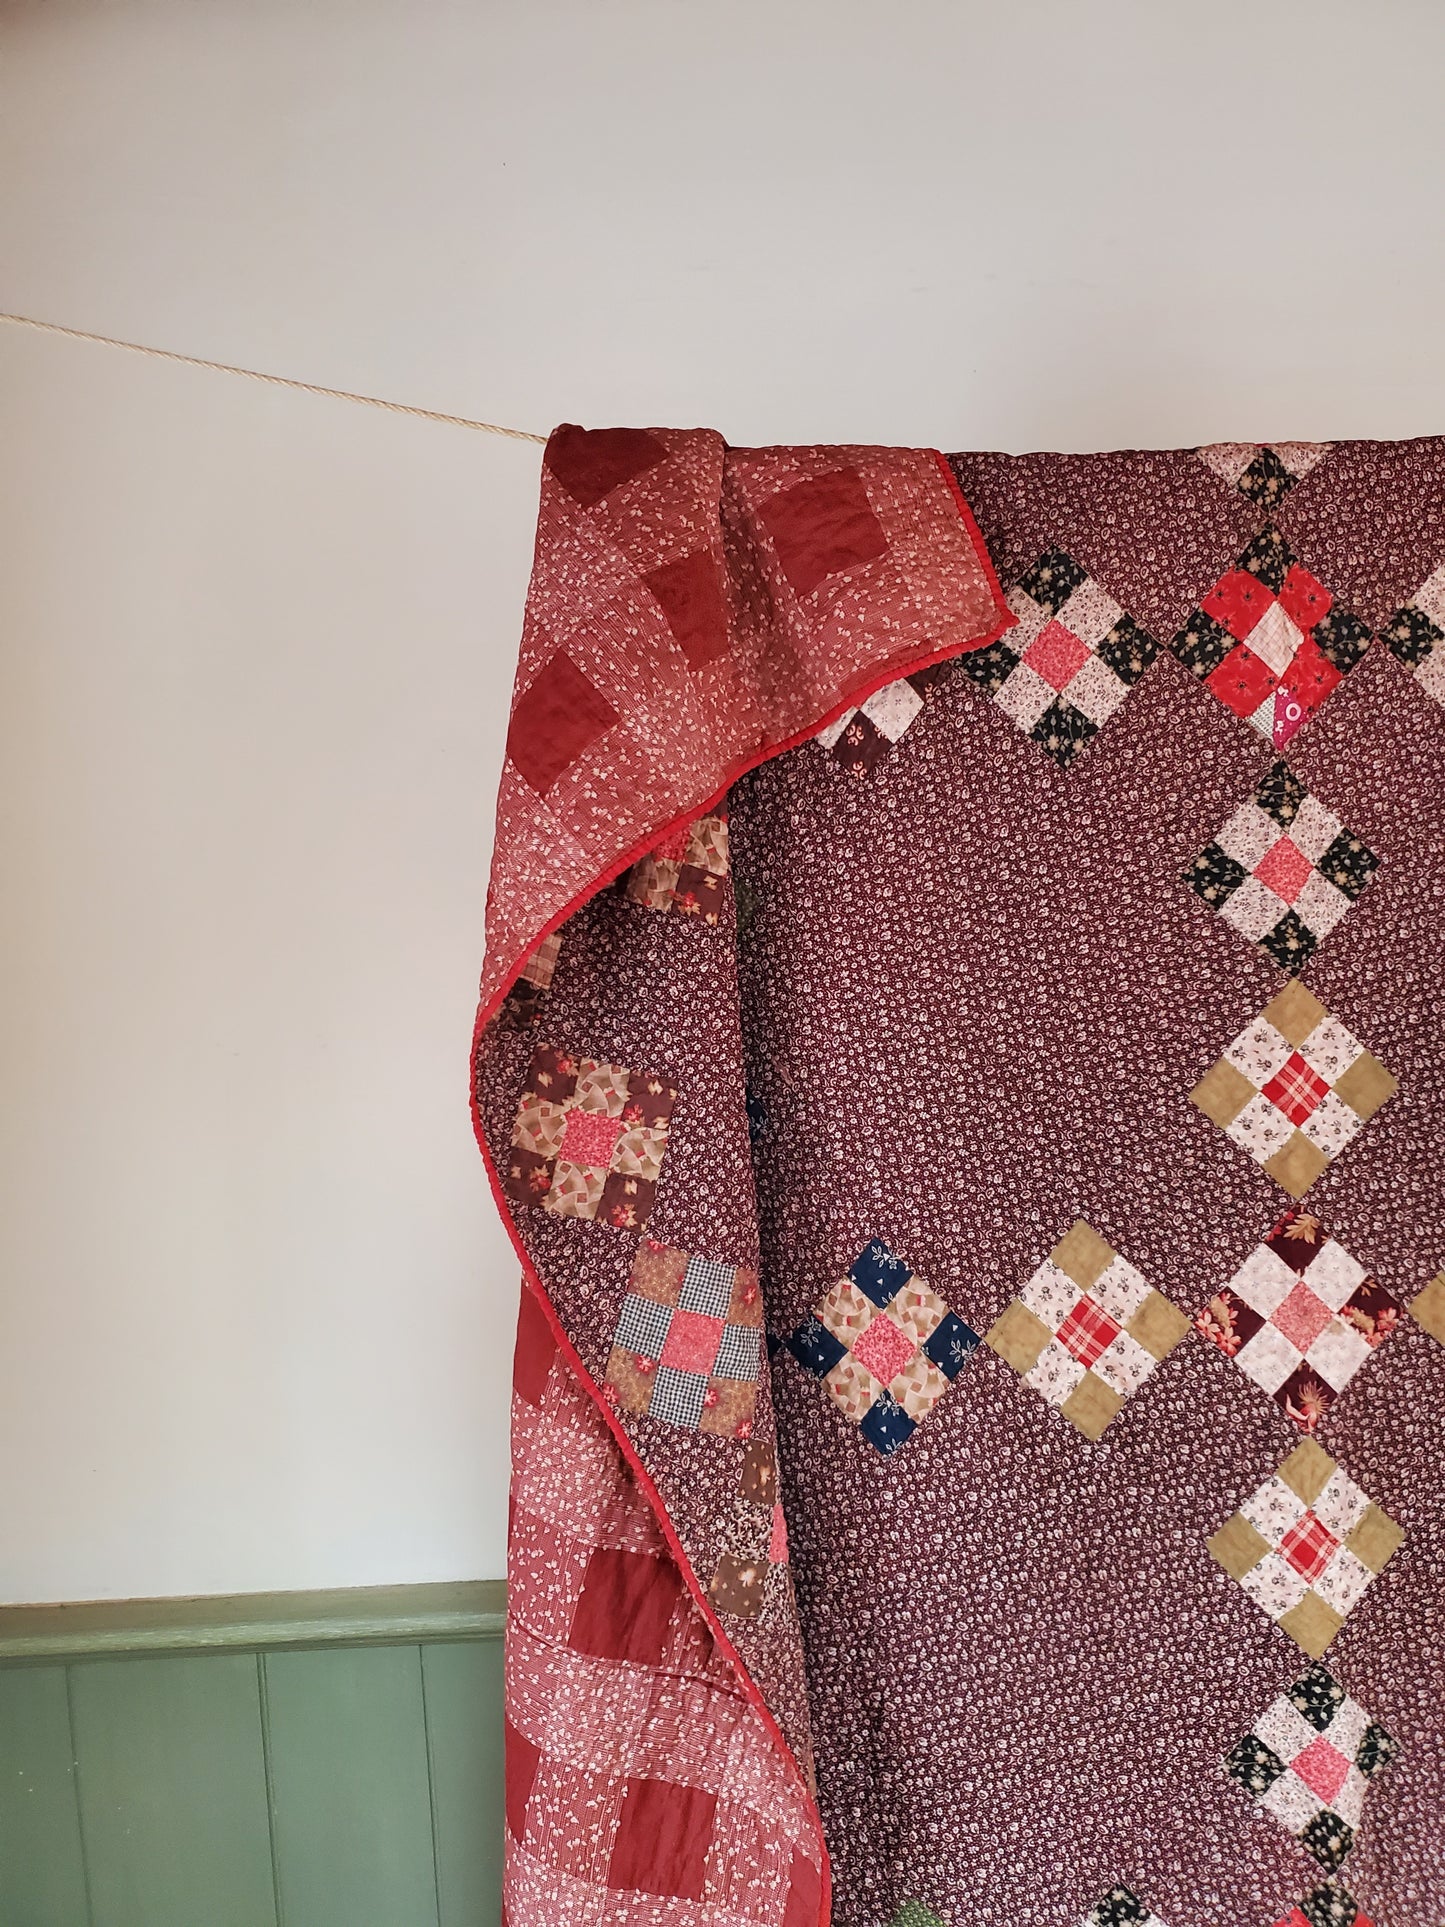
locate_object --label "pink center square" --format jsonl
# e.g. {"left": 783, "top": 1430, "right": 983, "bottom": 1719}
{"left": 1057, "top": 1296, "right": 1121, "bottom": 1370}
{"left": 558, "top": 1107, "right": 626, "bottom": 1169}
{"left": 850, "top": 1312, "right": 918, "bottom": 1385}
{"left": 658, "top": 1308, "right": 725, "bottom": 1374}
{"left": 1253, "top": 835, "right": 1315, "bottom": 905}
{"left": 1262, "top": 1052, "right": 1330, "bottom": 1125}
{"left": 1279, "top": 1510, "right": 1339, "bottom": 1583}
{"left": 768, "top": 1503, "right": 788, "bottom": 1564}
{"left": 1271, "top": 1279, "right": 1336, "bottom": 1353}
{"left": 1022, "top": 620, "right": 1092, "bottom": 691}
{"left": 1291, "top": 1733, "right": 1352, "bottom": 1804}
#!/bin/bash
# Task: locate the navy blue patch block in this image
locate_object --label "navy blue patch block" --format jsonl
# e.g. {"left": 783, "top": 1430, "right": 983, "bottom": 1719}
{"left": 850, "top": 1237, "right": 909, "bottom": 1307}
{"left": 925, "top": 1311, "right": 980, "bottom": 1380}
{"left": 787, "top": 1316, "right": 846, "bottom": 1379}
{"left": 858, "top": 1391, "right": 916, "bottom": 1457}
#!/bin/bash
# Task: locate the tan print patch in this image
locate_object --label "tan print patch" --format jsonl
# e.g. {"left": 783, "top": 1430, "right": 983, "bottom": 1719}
{"left": 1411, "top": 1271, "right": 1445, "bottom": 1345}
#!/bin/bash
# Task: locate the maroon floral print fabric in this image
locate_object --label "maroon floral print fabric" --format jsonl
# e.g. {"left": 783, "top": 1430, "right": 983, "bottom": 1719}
{"left": 475, "top": 434, "right": 1445, "bottom": 1927}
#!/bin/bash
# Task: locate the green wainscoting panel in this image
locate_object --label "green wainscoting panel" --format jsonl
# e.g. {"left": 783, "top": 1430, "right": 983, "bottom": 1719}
{"left": 69, "top": 1653, "right": 278, "bottom": 1927}
{"left": 263, "top": 1645, "right": 441, "bottom": 1927}
{"left": 0, "top": 1586, "right": 505, "bottom": 1927}
{"left": 0, "top": 1665, "right": 91, "bottom": 1927}
{"left": 422, "top": 1642, "right": 506, "bottom": 1927}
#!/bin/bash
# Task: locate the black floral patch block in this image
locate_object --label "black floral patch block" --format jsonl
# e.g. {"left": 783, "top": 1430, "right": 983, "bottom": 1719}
{"left": 1300, "top": 1879, "right": 1363, "bottom": 1927}
{"left": 1239, "top": 524, "right": 1295, "bottom": 593}
{"left": 1174, "top": 608, "right": 1234, "bottom": 677}
{"left": 963, "top": 553, "right": 1159, "bottom": 767}
{"left": 1312, "top": 609, "right": 1373, "bottom": 673}
{"left": 1089, "top": 1889, "right": 1145, "bottom": 1927}
{"left": 1356, "top": 1720, "right": 1398, "bottom": 1778}
{"left": 1256, "top": 759, "right": 1309, "bottom": 827}
{"left": 1318, "top": 831, "right": 1380, "bottom": 901}
{"left": 1224, "top": 1734, "right": 1287, "bottom": 1795}
{"left": 954, "top": 638, "right": 1016, "bottom": 696}
{"left": 1181, "top": 762, "right": 1378, "bottom": 973}
{"left": 1381, "top": 600, "right": 1442, "bottom": 666}
{"left": 1237, "top": 444, "right": 1298, "bottom": 508}
{"left": 1198, "top": 440, "right": 1333, "bottom": 506}
{"left": 1258, "top": 908, "right": 1317, "bottom": 974}
{"left": 1379, "top": 560, "right": 1445, "bottom": 707}
{"left": 1183, "top": 842, "right": 1249, "bottom": 906}
{"left": 1093, "top": 613, "right": 1162, "bottom": 685}
{"left": 1031, "top": 698, "right": 1099, "bottom": 767}
{"left": 1290, "top": 1663, "right": 1348, "bottom": 1731}
{"left": 1081, "top": 1886, "right": 1167, "bottom": 1927}
{"left": 1300, "top": 1809, "right": 1355, "bottom": 1870}
{"left": 1015, "top": 547, "right": 1088, "bottom": 615}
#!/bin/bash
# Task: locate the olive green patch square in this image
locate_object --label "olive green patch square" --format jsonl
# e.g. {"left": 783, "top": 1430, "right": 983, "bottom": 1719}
{"left": 1263, "top": 981, "right": 1328, "bottom": 1047}
{"left": 1333, "top": 1050, "right": 1398, "bottom": 1122}
{"left": 1346, "top": 1502, "right": 1404, "bottom": 1574}
{"left": 1278, "top": 1438, "right": 1336, "bottom": 1505}
{"left": 1191, "top": 1057, "right": 1255, "bottom": 1128}
{"left": 1279, "top": 1592, "right": 1344, "bottom": 1659}
{"left": 1060, "top": 1373, "right": 1124, "bottom": 1441}
{"left": 1050, "top": 1219, "right": 1115, "bottom": 1291}
{"left": 983, "top": 1300, "right": 1051, "bottom": 1376}
{"left": 1207, "top": 1511, "right": 1269, "bottom": 1580}
{"left": 1265, "top": 1131, "right": 1330, "bottom": 1200}
{"left": 1127, "top": 1289, "right": 1190, "bottom": 1362}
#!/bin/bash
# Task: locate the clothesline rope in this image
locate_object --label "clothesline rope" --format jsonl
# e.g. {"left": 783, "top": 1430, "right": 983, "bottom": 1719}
{"left": 0, "top": 310, "right": 549, "bottom": 444}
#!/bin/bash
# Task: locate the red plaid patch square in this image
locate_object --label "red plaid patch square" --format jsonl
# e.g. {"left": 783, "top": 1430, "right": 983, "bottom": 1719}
{"left": 1056, "top": 1294, "right": 1122, "bottom": 1369}
{"left": 1263, "top": 1051, "right": 1330, "bottom": 1125}
{"left": 1279, "top": 1510, "right": 1339, "bottom": 1583}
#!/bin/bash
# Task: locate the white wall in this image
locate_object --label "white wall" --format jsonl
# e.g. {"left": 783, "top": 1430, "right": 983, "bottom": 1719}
{"left": 4, "top": 0, "right": 1445, "bottom": 1603}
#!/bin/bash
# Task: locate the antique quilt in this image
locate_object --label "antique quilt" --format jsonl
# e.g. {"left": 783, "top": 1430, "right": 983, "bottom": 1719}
{"left": 471, "top": 426, "right": 1445, "bottom": 1927}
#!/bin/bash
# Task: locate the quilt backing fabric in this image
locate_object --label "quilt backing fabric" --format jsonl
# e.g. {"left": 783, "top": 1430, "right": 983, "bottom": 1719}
{"left": 473, "top": 427, "right": 1445, "bottom": 1927}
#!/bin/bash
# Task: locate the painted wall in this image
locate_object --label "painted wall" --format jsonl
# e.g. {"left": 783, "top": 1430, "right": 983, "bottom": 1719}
{"left": 4, "top": 0, "right": 1445, "bottom": 1602}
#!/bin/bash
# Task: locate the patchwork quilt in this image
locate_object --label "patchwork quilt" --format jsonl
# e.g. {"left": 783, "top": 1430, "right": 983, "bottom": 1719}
{"left": 472, "top": 428, "right": 1445, "bottom": 1926}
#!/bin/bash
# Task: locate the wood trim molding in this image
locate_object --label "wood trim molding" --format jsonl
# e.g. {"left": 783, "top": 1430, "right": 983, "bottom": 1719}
{"left": 0, "top": 1580, "right": 507, "bottom": 1661}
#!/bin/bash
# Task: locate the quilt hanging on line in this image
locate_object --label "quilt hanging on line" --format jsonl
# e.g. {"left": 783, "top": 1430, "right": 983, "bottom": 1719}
{"left": 471, "top": 425, "right": 1445, "bottom": 1927}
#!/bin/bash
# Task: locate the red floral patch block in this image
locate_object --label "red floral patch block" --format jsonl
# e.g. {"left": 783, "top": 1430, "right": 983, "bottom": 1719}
{"left": 1194, "top": 1210, "right": 1401, "bottom": 1431}
{"left": 504, "top": 1046, "right": 677, "bottom": 1232}
{"left": 605, "top": 1240, "right": 764, "bottom": 1438}
{"left": 622, "top": 812, "right": 730, "bottom": 923}
{"left": 1172, "top": 527, "right": 1372, "bottom": 748}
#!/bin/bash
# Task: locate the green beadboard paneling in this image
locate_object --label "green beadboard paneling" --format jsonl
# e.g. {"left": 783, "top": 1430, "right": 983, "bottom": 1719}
{"left": 421, "top": 1641, "right": 505, "bottom": 1927}
{"left": 0, "top": 1665, "right": 91, "bottom": 1927}
{"left": 0, "top": 1581, "right": 506, "bottom": 1661}
{"left": 69, "top": 1652, "right": 278, "bottom": 1927}
{"left": 263, "top": 1644, "right": 440, "bottom": 1927}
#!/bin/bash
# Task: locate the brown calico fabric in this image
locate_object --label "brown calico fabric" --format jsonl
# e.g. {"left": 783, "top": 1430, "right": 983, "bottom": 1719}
{"left": 476, "top": 434, "right": 1445, "bottom": 1927}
